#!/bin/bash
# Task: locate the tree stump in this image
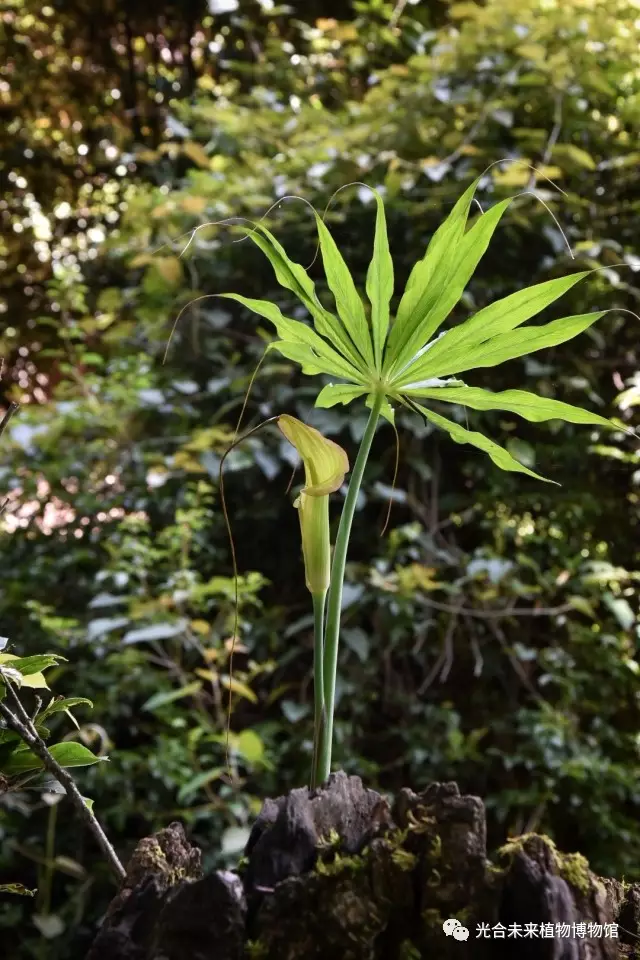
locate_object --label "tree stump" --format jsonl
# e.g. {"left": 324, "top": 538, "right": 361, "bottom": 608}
{"left": 85, "top": 773, "right": 640, "bottom": 959}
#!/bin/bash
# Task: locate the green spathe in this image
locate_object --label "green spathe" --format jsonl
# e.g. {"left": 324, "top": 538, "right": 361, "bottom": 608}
{"left": 277, "top": 415, "right": 350, "bottom": 596}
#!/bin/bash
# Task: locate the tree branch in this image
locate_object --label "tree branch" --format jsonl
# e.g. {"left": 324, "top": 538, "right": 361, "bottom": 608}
{"left": 422, "top": 598, "right": 575, "bottom": 619}
{"left": 0, "top": 401, "right": 19, "bottom": 440}
{"left": 0, "top": 680, "right": 125, "bottom": 882}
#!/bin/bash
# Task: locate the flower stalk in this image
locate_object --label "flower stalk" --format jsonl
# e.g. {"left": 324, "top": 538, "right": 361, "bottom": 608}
{"left": 316, "top": 390, "right": 384, "bottom": 784}
{"left": 276, "top": 415, "right": 351, "bottom": 787}
{"left": 310, "top": 590, "right": 327, "bottom": 789}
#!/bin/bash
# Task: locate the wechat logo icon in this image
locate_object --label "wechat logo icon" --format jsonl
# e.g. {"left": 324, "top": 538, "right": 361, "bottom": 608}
{"left": 443, "top": 918, "right": 470, "bottom": 941}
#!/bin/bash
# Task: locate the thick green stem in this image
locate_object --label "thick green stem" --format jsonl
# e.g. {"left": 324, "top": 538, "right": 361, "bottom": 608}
{"left": 316, "top": 391, "right": 384, "bottom": 784}
{"left": 310, "top": 591, "right": 326, "bottom": 789}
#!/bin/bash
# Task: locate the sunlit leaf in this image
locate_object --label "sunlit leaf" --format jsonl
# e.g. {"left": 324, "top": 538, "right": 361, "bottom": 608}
{"left": 438, "top": 311, "right": 608, "bottom": 376}
{"left": 567, "top": 596, "right": 597, "bottom": 619}
{"left": 266, "top": 340, "right": 333, "bottom": 377}
{"left": 182, "top": 141, "right": 210, "bottom": 168}
{"left": 245, "top": 223, "right": 368, "bottom": 374}
{"left": 384, "top": 176, "right": 481, "bottom": 376}
{"left": 365, "top": 188, "right": 394, "bottom": 371}
{"left": 389, "top": 196, "right": 513, "bottom": 377}
{"left": 48, "top": 743, "right": 106, "bottom": 768}
{"left": 217, "top": 293, "right": 364, "bottom": 382}
{"left": 313, "top": 212, "right": 375, "bottom": 368}
{"left": 237, "top": 728, "right": 264, "bottom": 764}
{"left": 403, "top": 386, "right": 615, "bottom": 429}
{"left": 409, "top": 400, "right": 555, "bottom": 483}
{"left": 396, "top": 272, "right": 591, "bottom": 385}
{"left": 152, "top": 257, "right": 183, "bottom": 287}
{"left": 0, "top": 654, "right": 60, "bottom": 691}
{"left": 0, "top": 654, "right": 66, "bottom": 677}
{"left": 220, "top": 675, "right": 258, "bottom": 704}
{"left": 142, "top": 682, "right": 202, "bottom": 712}
{"left": 40, "top": 697, "right": 93, "bottom": 722}
{"left": 552, "top": 144, "right": 596, "bottom": 170}
{"left": 122, "top": 620, "right": 188, "bottom": 644}
{"left": 315, "top": 383, "right": 368, "bottom": 408}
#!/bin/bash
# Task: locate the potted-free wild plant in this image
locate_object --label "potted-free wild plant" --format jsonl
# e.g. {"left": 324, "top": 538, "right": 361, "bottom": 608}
{"left": 86, "top": 173, "right": 639, "bottom": 960}
{"left": 217, "top": 173, "right": 625, "bottom": 790}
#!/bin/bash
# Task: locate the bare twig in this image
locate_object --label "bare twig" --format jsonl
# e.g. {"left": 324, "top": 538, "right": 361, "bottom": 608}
{"left": 31, "top": 695, "right": 42, "bottom": 723}
{"left": 0, "top": 401, "right": 19, "bottom": 440}
{"left": 418, "top": 605, "right": 461, "bottom": 694}
{"left": 0, "top": 400, "right": 19, "bottom": 516}
{"left": 524, "top": 798, "right": 547, "bottom": 834}
{"left": 526, "top": 93, "right": 564, "bottom": 192}
{"left": 389, "top": 0, "right": 409, "bottom": 30}
{"left": 0, "top": 680, "right": 125, "bottom": 882}
{"left": 421, "top": 598, "right": 574, "bottom": 620}
{"left": 438, "top": 609, "right": 458, "bottom": 683}
{"left": 433, "top": 76, "right": 510, "bottom": 172}
{"left": 485, "top": 618, "right": 547, "bottom": 705}
{"left": 469, "top": 626, "right": 484, "bottom": 678}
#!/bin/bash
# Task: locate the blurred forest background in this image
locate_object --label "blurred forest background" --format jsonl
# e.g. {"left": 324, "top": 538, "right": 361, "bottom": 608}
{"left": 1, "top": 0, "right": 640, "bottom": 956}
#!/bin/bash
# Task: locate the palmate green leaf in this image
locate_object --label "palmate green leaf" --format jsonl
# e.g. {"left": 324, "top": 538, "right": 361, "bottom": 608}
{"left": 216, "top": 293, "right": 365, "bottom": 382}
{"left": 366, "top": 392, "right": 395, "bottom": 425}
{"left": 315, "top": 384, "right": 368, "bottom": 408}
{"left": 226, "top": 181, "right": 615, "bottom": 492}
{"left": 387, "top": 196, "right": 514, "bottom": 379}
{"left": 244, "top": 224, "right": 322, "bottom": 317}
{"left": 313, "top": 212, "right": 375, "bottom": 369}
{"left": 384, "top": 176, "right": 481, "bottom": 376}
{"left": 365, "top": 189, "right": 394, "bottom": 372}
{"left": 395, "top": 271, "right": 592, "bottom": 386}
{"left": 427, "top": 311, "right": 608, "bottom": 378}
{"left": 403, "top": 386, "right": 616, "bottom": 429}
{"left": 409, "top": 401, "right": 554, "bottom": 483}
{"left": 266, "top": 341, "right": 334, "bottom": 377}
{"left": 245, "top": 223, "right": 369, "bottom": 375}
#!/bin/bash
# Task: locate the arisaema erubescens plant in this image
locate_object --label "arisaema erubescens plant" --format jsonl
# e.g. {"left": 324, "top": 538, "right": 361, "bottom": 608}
{"left": 217, "top": 174, "right": 626, "bottom": 789}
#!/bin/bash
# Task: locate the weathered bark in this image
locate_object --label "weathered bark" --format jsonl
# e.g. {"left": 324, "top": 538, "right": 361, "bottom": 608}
{"left": 86, "top": 774, "right": 640, "bottom": 960}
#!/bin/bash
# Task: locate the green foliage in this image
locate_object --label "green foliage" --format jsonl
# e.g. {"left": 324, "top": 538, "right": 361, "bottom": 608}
{"left": 1, "top": 0, "right": 640, "bottom": 956}
{"left": 220, "top": 164, "right": 628, "bottom": 779}
{"left": 0, "top": 654, "right": 102, "bottom": 779}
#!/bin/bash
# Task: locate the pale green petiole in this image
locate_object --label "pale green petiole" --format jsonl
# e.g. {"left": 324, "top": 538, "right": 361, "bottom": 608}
{"left": 316, "top": 390, "right": 385, "bottom": 784}
{"left": 310, "top": 591, "right": 327, "bottom": 789}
